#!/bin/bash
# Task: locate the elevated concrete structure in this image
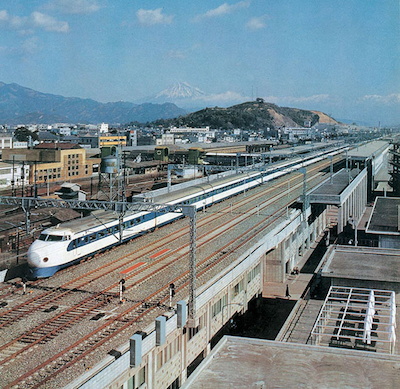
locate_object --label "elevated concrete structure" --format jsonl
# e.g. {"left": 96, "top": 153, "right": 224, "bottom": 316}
{"left": 181, "top": 336, "right": 400, "bottom": 389}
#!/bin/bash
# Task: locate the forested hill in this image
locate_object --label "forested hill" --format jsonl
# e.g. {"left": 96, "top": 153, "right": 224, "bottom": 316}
{"left": 150, "top": 100, "right": 337, "bottom": 130}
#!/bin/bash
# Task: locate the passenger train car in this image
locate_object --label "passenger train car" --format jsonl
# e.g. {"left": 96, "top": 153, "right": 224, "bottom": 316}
{"left": 27, "top": 149, "right": 343, "bottom": 278}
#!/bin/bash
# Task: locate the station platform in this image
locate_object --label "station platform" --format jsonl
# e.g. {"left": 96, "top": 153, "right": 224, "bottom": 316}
{"left": 262, "top": 237, "right": 322, "bottom": 300}
{"left": 262, "top": 273, "right": 314, "bottom": 300}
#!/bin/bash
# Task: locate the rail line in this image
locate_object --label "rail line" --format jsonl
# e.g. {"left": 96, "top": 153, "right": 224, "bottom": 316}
{"left": 6, "top": 168, "right": 328, "bottom": 389}
{"left": 0, "top": 159, "right": 334, "bottom": 335}
{"left": 1, "top": 156, "right": 342, "bottom": 387}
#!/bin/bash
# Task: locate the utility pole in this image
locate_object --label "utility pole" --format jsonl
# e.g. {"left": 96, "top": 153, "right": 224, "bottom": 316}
{"left": 182, "top": 206, "right": 197, "bottom": 325}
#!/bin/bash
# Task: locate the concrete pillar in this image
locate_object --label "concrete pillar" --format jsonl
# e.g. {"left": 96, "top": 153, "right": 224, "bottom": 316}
{"left": 205, "top": 343, "right": 211, "bottom": 356}
{"left": 264, "top": 244, "right": 284, "bottom": 282}
{"left": 337, "top": 205, "right": 343, "bottom": 234}
{"left": 180, "top": 329, "right": 187, "bottom": 385}
{"left": 148, "top": 348, "right": 154, "bottom": 389}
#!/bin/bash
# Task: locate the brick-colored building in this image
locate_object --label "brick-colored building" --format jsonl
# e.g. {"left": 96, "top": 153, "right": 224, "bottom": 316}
{"left": 2, "top": 142, "right": 100, "bottom": 184}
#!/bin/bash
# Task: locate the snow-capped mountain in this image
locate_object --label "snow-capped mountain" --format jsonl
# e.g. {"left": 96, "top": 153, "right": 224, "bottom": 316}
{"left": 143, "top": 81, "right": 246, "bottom": 110}
{"left": 155, "top": 82, "right": 206, "bottom": 100}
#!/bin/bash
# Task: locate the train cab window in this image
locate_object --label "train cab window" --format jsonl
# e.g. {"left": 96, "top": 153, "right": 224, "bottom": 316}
{"left": 38, "top": 234, "right": 48, "bottom": 241}
{"left": 47, "top": 235, "right": 63, "bottom": 241}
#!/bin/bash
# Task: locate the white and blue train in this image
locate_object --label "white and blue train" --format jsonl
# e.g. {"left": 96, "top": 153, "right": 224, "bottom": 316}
{"left": 27, "top": 149, "right": 343, "bottom": 278}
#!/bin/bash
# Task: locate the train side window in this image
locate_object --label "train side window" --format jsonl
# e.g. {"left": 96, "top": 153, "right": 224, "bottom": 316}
{"left": 89, "top": 234, "right": 96, "bottom": 242}
{"left": 67, "top": 240, "right": 77, "bottom": 251}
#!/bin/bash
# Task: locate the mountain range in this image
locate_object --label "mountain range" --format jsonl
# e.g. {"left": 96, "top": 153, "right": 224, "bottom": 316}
{"left": 0, "top": 82, "right": 187, "bottom": 125}
{"left": 0, "top": 81, "right": 339, "bottom": 128}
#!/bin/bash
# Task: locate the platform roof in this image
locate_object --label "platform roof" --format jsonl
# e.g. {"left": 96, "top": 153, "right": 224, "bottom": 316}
{"left": 182, "top": 336, "right": 400, "bottom": 389}
{"left": 347, "top": 140, "right": 389, "bottom": 160}
{"left": 366, "top": 197, "right": 400, "bottom": 235}
{"left": 307, "top": 168, "right": 361, "bottom": 204}
{"left": 320, "top": 245, "right": 400, "bottom": 284}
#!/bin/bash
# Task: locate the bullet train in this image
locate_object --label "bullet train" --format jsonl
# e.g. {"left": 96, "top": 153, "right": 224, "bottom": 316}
{"left": 27, "top": 149, "right": 343, "bottom": 278}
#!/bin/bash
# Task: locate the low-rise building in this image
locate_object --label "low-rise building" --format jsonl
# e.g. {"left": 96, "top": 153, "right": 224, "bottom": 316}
{"left": 0, "top": 135, "right": 13, "bottom": 150}
{"left": 0, "top": 161, "right": 29, "bottom": 189}
{"left": 366, "top": 196, "right": 400, "bottom": 249}
{"left": 2, "top": 142, "right": 100, "bottom": 185}
{"left": 99, "top": 134, "right": 127, "bottom": 148}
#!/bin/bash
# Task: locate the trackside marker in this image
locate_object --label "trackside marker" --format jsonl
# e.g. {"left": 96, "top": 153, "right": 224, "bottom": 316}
{"left": 150, "top": 249, "right": 170, "bottom": 259}
{"left": 120, "top": 262, "right": 146, "bottom": 275}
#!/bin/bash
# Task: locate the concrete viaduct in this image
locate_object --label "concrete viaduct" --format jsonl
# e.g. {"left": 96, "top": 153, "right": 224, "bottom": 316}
{"left": 64, "top": 141, "right": 391, "bottom": 389}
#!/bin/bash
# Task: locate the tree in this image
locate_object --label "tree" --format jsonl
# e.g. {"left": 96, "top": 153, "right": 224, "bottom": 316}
{"left": 14, "top": 127, "right": 39, "bottom": 142}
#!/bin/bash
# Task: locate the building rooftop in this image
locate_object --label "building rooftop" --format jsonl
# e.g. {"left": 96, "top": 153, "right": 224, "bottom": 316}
{"left": 366, "top": 197, "right": 400, "bottom": 235}
{"left": 34, "top": 142, "right": 81, "bottom": 150}
{"left": 320, "top": 245, "right": 400, "bottom": 284}
{"left": 182, "top": 336, "right": 400, "bottom": 389}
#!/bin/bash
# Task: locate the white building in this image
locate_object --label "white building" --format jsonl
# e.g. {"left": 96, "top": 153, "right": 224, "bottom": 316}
{"left": 0, "top": 136, "right": 13, "bottom": 150}
{"left": 0, "top": 161, "right": 29, "bottom": 188}
{"left": 58, "top": 127, "right": 72, "bottom": 136}
{"left": 12, "top": 141, "right": 29, "bottom": 149}
{"left": 99, "top": 123, "right": 109, "bottom": 134}
{"left": 156, "top": 133, "right": 175, "bottom": 145}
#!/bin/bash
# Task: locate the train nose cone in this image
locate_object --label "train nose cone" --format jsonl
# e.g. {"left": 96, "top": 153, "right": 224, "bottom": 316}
{"left": 27, "top": 249, "right": 42, "bottom": 267}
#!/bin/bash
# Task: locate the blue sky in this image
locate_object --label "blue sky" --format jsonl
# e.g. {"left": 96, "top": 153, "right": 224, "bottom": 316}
{"left": 0, "top": 0, "right": 398, "bottom": 125}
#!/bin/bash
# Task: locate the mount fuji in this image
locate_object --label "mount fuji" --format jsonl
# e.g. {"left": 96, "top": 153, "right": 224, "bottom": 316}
{"left": 155, "top": 82, "right": 206, "bottom": 100}
{"left": 142, "top": 82, "right": 246, "bottom": 110}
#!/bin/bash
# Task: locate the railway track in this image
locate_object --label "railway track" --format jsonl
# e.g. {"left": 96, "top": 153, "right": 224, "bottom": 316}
{"left": 0, "top": 156, "right": 342, "bottom": 388}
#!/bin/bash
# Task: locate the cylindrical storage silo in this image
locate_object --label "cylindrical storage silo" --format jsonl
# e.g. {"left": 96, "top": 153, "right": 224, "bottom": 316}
{"left": 100, "top": 155, "right": 119, "bottom": 174}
